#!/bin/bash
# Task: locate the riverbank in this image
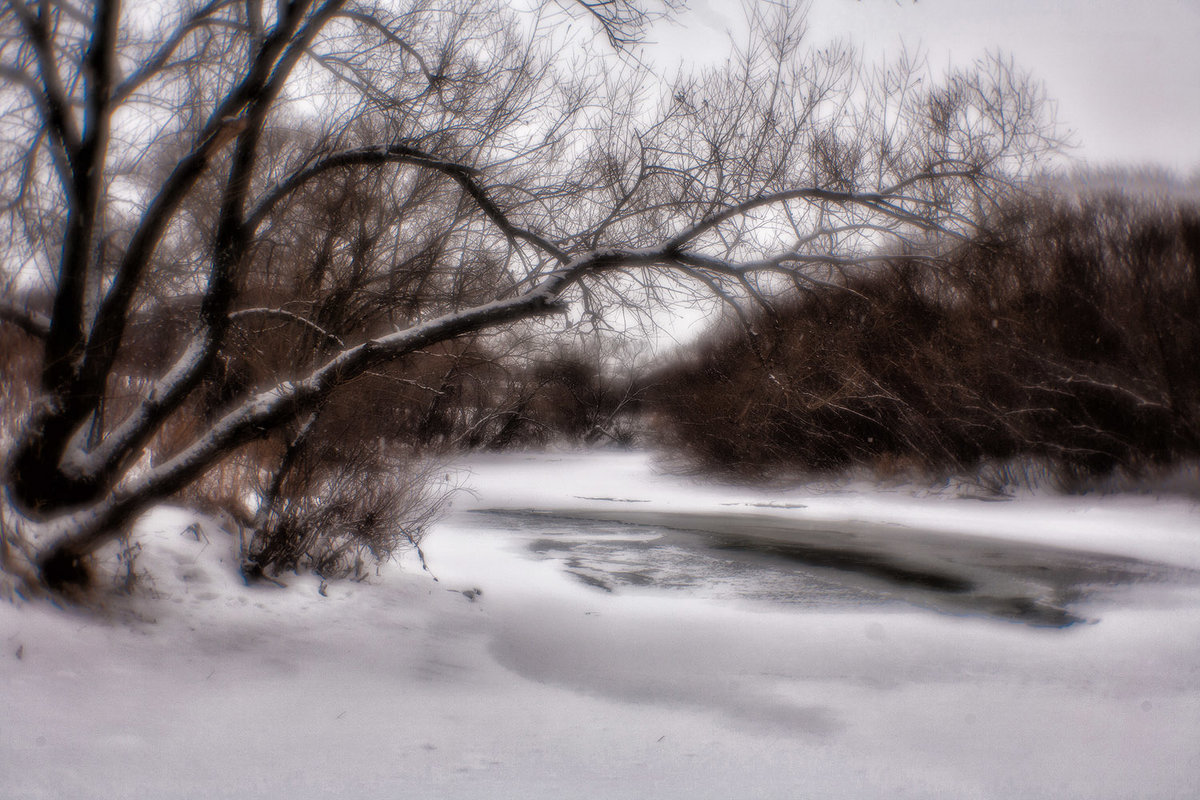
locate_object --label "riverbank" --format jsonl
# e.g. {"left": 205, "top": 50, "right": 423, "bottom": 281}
{"left": 3, "top": 449, "right": 1198, "bottom": 798}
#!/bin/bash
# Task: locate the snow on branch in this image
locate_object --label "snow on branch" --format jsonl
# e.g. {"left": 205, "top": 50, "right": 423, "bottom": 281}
{"left": 0, "top": 302, "right": 51, "bottom": 339}
{"left": 229, "top": 307, "right": 345, "bottom": 348}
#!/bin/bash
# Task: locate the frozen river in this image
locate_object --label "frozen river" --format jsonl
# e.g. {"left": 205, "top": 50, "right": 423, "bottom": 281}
{"left": 416, "top": 449, "right": 1200, "bottom": 798}
{"left": 463, "top": 506, "right": 1192, "bottom": 626}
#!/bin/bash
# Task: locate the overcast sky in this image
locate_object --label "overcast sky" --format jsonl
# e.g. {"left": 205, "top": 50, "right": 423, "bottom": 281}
{"left": 645, "top": 0, "right": 1200, "bottom": 174}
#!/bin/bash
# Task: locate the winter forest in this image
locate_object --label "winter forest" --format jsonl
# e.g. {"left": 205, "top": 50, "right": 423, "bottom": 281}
{"left": 1, "top": 0, "right": 1198, "bottom": 797}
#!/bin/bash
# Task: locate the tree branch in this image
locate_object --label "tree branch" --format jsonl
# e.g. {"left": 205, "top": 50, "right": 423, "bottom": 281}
{"left": 247, "top": 142, "right": 571, "bottom": 263}
{"left": 111, "top": 0, "right": 239, "bottom": 104}
{"left": 663, "top": 171, "right": 981, "bottom": 253}
{"left": 229, "top": 306, "right": 345, "bottom": 347}
{"left": 8, "top": 0, "right": 82, "bottom": 164}
{"left": 40, "top": 0, "right": 121, "bottom": 396}
{"left": 335, "top": 8, "right": 441, "bottom": 84}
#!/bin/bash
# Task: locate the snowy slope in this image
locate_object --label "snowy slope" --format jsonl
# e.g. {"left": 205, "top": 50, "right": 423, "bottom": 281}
{"left": 2, "top": 450, "right": 1198, "bottom": 799}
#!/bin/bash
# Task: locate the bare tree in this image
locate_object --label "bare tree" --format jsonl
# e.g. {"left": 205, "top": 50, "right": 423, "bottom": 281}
{"left": 0, "top": 0, "right": 1054, "bottom": 592}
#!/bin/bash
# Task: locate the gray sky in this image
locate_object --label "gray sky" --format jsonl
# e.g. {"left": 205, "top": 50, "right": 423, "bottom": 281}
{"left": 645, "top": 0, "right": 1200, "bottom": 174}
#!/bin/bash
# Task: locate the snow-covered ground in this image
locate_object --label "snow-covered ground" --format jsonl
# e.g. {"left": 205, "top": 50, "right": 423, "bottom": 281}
{"left": 3, "top": 449, "right": 1199, "bottom": 799}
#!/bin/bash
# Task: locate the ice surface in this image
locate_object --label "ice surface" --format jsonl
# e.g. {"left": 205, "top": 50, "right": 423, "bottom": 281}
{"left": 2, "top": 449, "right": 1198, "bottom": 799}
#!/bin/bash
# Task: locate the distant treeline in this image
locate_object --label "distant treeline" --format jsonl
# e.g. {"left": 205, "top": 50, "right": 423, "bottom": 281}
{"left": 645, "top": 192, "right": 1200, "bottom": 489}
